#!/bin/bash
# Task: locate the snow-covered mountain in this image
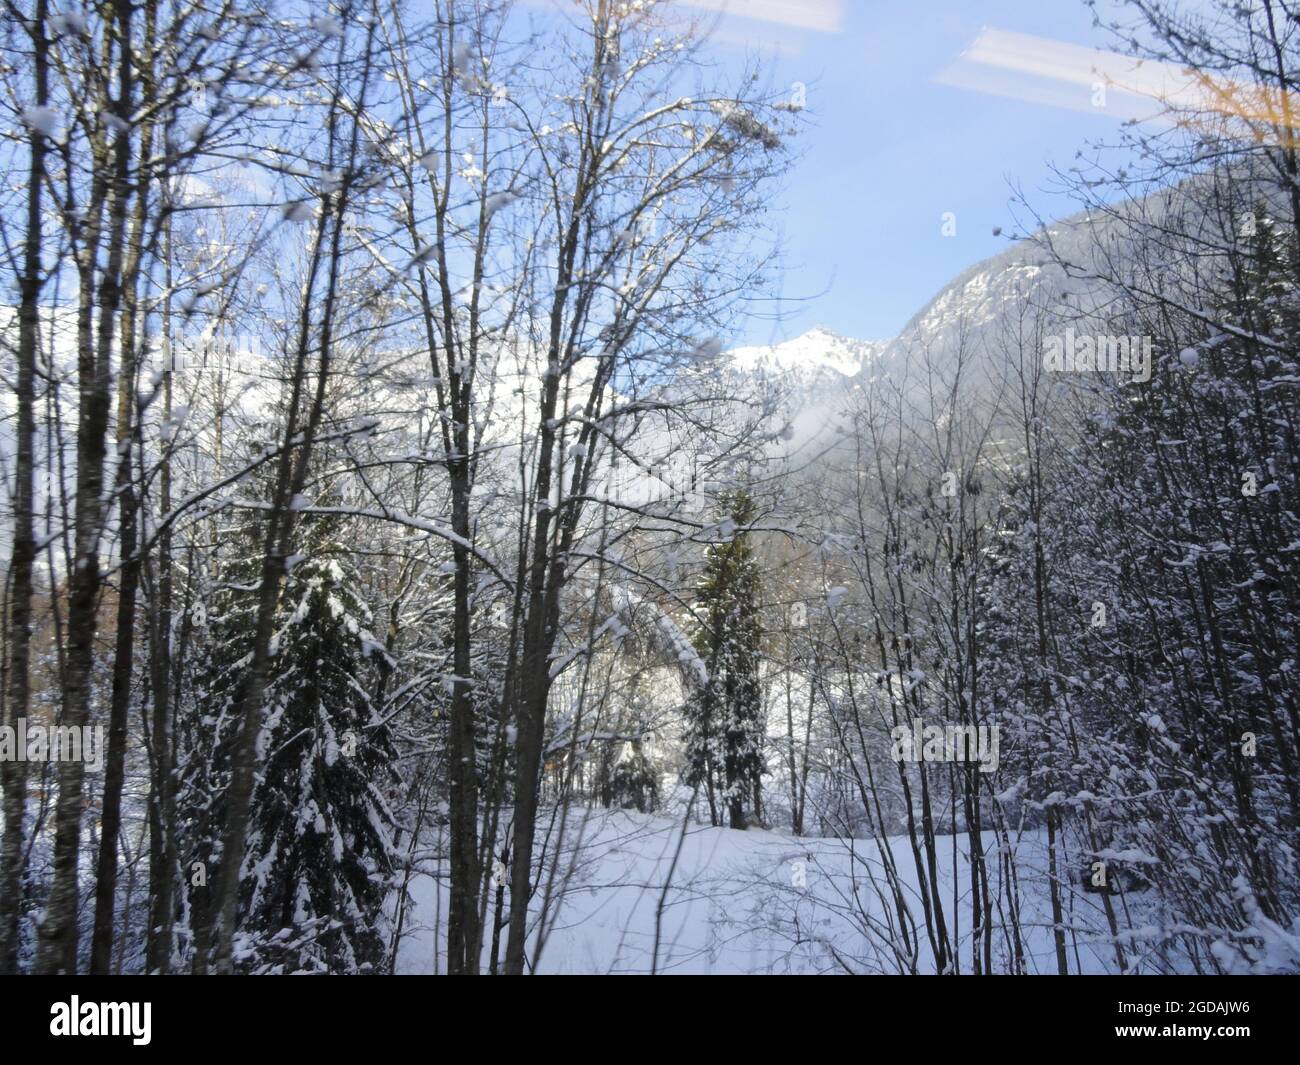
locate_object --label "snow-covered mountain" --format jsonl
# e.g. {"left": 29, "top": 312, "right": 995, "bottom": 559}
{"left": 720, "top": 328, "right": 883, "bottom": 452}
{"left": 727, "top": 179, "right": 1227, "bottom": 409}
{"left": 865, "top": 180, "right": 1237, "bottom": 395}
{"left": 725, "top": 226, "right": 1120, "bottom": 402}
{"left": 727, "top": 325, "right": 885, "bottom": 378}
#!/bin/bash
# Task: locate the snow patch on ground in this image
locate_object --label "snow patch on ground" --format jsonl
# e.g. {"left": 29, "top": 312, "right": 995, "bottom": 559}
{"left": 393, "top": 808, "right": 1139, "bottom": 974}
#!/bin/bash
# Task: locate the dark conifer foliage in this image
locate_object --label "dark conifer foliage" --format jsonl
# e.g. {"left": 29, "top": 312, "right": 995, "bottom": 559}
{"left": 688, "top": 490, "right": 766, "bottom": 829}
{"left": 181, "top": 513, "right": 397, "bottom": 973}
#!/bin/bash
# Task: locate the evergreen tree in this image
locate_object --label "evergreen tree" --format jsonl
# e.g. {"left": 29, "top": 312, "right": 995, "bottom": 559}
{"left": 687, "top": 490, "right": 765, "bottom": 829}
{"left": 181, "top": 510, "right": 398, "bottom": 973}
{"left": 611, "top": 739, "right": 658, "bottom": 813}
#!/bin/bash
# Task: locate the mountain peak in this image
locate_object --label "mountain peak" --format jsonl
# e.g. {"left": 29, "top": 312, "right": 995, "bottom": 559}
{"left": 727, "top": 327, "right": 886, "bottom": 377}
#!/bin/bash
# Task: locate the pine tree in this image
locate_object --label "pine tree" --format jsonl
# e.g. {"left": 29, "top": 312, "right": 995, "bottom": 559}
{"left": 181, "top": 511, "right": 398, "bottom": 973}
{"left": 687, "top": 490, "right": 765, "bottom": 829}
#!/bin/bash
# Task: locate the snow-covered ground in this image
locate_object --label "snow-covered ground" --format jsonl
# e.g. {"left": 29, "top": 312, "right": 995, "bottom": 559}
{"left": 394, "top": 808, "right": 1137, "bottom": 975}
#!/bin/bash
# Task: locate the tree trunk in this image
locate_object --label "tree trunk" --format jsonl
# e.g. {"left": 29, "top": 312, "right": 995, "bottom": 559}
{"left": 91, "top": 12, "right": 157, "bottom": 968}
{"left": 144, "top": 217, "right": 177, "bottom": 974}
{"left": 0, "top": 0, "right": 48, "bottom": 976}
{"left": 35, "top": 0, "right": 135, "bottom": 973}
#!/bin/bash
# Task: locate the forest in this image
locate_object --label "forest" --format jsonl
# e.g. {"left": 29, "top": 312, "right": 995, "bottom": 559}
{"left": 0, "top": 0, "right": 1297, "bottom": 976}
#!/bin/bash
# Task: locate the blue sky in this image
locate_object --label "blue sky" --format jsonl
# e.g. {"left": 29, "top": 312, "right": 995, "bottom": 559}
{"left": 695, "top": 0, "right": 1145, "bottom": 347}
